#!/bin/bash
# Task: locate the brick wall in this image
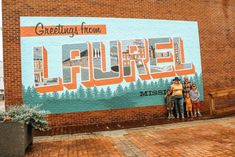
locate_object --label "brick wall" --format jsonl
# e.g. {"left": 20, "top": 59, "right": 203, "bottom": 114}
{"left": 2, "top": 0, "right": 235, "bottom": 134}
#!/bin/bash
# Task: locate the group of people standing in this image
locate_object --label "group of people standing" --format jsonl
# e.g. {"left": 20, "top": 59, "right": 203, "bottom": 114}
{"left": 165, "top": 76, "right": 201, "bottom": 119}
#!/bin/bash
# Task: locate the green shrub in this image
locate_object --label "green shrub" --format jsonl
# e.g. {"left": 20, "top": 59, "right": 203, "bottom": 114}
{"left": 0, "top": 105, "right": 50, "bottom": 131}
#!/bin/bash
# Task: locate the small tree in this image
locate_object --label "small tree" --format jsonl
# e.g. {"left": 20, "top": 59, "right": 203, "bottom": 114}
{"left": 99, "top": 88, "right": 106, "bottom": 99}
{"left": 143, "top": 80, "right": 148, "bottom": 89}
{"left": 77, "top": 85, "right": 86, "bottom": 100}
{"left": 41, "top": 93, "right": 48, "bottom": 102}
{"left": 158, "top": 78, "right": 164, "bottom": 89}
{"left": 25, "top": 86, "right": 33, "bottom": 104}
{"left": 47, "top": 93, "right": 52, "bottom": 100}
{"left": 124, "top": 86, "right": 128, "bottom": 94}
{"left": 93, "top": 86, "right": 99, "bottom": 99}
{"left": 31, "top": 87, "right": 41, "bottom": 104}
{"left": 194, "top": 72, "right": 200, "bottom": 86}
{"left": 65, "top": 90, "right": 70, "bottom": 100}
{"left": 136, "top": 79, "right": 142, "bottom": 91}
{"left": 150, "top": 81, "right": 155, "bottom": 89}
{"left": 129, "top": 82, "right": 135, "bottom": 91}
{"left": 86, "top": 88, "right": 93, "bottom": 99}
{"left": 154, "top": 81, "right": 158, "bottom": 88}
{"left": 52, "top": 92, "right": 59, "bottom": 100}
{"left": 164, "top": 79, "right": 170, "bottom": 89}
{"left": 106, "top": 86, "right": 113, "bottom": 98}
{"left": 70, "top": 91, "right": 76, "bottom": 100}
{"left": 60, "top": 92, "right": 65, "bottom": 100}
{"left": 116, "top": 84, "right": 124, "bottom": 96}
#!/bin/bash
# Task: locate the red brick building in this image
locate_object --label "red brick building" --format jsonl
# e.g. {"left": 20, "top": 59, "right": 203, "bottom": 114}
{"left": 2, "top": 0, "right": 235, "bottom": 135}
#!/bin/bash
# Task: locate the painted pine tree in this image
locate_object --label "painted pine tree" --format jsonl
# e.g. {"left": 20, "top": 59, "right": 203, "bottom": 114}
{"left": 99, "top": 88, "right": 106, "bottom": 99}
{"left": 190, "top": 76, "right": 194, "bottom": 83}
{"left": 93, "top": 86, "right": 99, "bottom": 99}
{"left": 65, "top": 90, "right": 70, "bottom": 100}
{"left": 77, "top": 85, "right": 86, "bottom": 100}
{"left": 70, "top": 91, "right": 76, "bottom": 100}
{"left": 158, "top": 78, "right": 164, "bottom": 89}
{"left": 22, "top": 85, "right": 30, "bottom": 104}
{"left": 31, "top": 86, "right": 41, "bottom": 104}
{"left": 154, "top": 81, "right": 158, "bottom": 88}
{"left": 116, "top": 84, "right": 124, "bottom": 96}
{"left": 106, "top": 86, "right": 112, "bottom": 98}
{"left": 86, "top": 88, "right": 93, "bottom": 99}
{"left": 136, "top": 79, "right": 142, "bottom": 91}
{"left": 60, "top": 92, "right": 65, "bottom": 99}
{"left": 194, "top": 72, "right": 200, "bottom": 86}
{"left": 164, "top": 79, "right": 171, "bottom": 90}
{"left": 48, "top": 93, "right": 52, "bottom": 100}
{"left": 194, "top": 73, "right": 204, "bottom": 100}
{"left": 52, "top": 92, "right": 59, "bottom": 100}
{"left": 124, "top": 86, "right": 128, "bottom": 94}
{"left": 41, "top": 93, "right": 48, "bottom": 101}
{"left": 143, "top": 80, "right": 148, "bottom": 89}
{"left": 25, "top": 86, "right": 33, "bottom": 104}
{"left": 113, "top": 91, "right": 117, "bottom": 97}
{"left": 129, "top": 82, "right": 135, "bottom": 91}
{"left": 179, "top": 76, "right": 183, "bottom": 83}
{"left": 150, "top": 81, "right": 155, "bottom": 89}
{"left": 199, "top": 73, "right": 204, "bottom": 100}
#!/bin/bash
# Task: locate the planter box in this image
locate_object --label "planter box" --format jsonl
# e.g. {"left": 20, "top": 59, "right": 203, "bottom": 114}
{"left": 0, "top": 121, "right": 33, "bottom": 157}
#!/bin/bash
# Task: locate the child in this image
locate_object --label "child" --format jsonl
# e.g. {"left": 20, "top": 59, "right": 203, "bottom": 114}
{"left": 190, "top": 84, "right": 202, "bottom": 117}
{"left": 165, "top": 88, "right": 174, "bottom": 119}
{"left": 185, "top": 93, "right": 193, "bottom": 118}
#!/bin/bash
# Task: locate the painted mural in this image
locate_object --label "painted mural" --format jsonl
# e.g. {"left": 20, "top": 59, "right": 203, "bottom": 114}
{"left": 20, "top": 17, "right": 203, "bottom": 114}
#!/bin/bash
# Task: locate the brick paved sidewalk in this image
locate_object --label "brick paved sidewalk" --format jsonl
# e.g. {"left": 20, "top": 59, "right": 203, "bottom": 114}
{"left": 26, "top": 116, "right": 235, "bottom": 157}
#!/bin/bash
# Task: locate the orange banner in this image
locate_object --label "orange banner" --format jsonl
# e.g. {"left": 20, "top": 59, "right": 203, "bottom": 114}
{"left": 20, "top": 22, "right": 107, "bottom": 37}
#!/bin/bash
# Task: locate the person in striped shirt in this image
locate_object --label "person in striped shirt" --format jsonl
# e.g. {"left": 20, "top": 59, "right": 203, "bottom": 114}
{"left": 183, "top": 76, "right": 192, "bottom": 98}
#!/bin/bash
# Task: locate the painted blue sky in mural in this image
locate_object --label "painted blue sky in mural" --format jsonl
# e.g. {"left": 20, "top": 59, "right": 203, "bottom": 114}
{"left": 21, "top": 17, "right": 202, "bottom": 91}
